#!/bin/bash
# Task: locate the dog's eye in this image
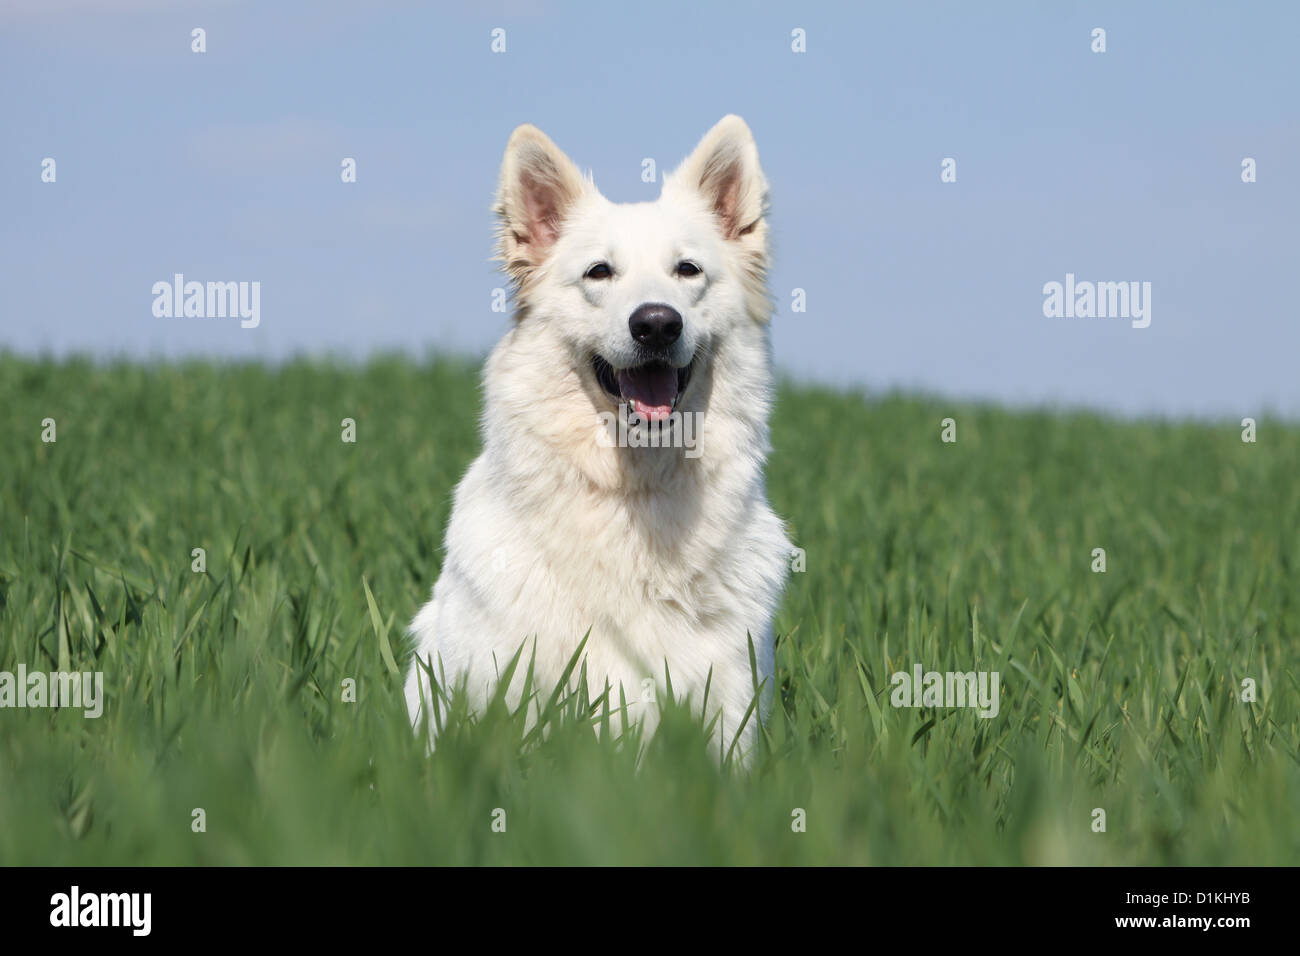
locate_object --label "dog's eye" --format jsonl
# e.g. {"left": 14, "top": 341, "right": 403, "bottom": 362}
{"left": 675, "top": 261, "right": 701, "bottom": 277}
{"left": 584, "top": 262, "right": 613, "bottom": 280}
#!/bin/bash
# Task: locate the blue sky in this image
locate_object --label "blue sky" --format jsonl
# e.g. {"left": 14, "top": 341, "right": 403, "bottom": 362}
{"left": 2, "top": 0, "right": 1296, "bottom": 418}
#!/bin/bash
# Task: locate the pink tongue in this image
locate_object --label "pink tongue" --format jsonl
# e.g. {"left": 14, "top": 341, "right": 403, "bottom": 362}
{"left": 616, "top": 365, "right": 677, "bottom": 422}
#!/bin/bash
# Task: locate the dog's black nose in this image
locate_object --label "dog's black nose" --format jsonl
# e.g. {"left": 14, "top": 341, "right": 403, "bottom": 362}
{"left": 628, "top": 303, "right": 683, "bottom": 350}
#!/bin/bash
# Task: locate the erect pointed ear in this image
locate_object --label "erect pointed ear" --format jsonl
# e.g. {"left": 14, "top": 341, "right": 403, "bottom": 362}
{"left": 666, "top": 115, "right": 768, "bottom": 242}
{"left": 495, "top": 124, "right": 588, "bottom": 279}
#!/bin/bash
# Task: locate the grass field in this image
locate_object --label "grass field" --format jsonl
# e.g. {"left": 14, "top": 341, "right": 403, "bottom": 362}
{"left": 1, "top": 354, "right": 1296, "bottom": 865}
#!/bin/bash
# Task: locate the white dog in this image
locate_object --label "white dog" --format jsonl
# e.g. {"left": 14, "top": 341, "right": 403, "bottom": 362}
{"left": 405, "top": 116, "right": 791, "bottom": 762}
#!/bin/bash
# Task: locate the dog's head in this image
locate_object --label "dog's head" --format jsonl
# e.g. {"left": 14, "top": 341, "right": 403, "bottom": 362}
{"left": 494, "top": 116, "right": 771, "bottom": 426}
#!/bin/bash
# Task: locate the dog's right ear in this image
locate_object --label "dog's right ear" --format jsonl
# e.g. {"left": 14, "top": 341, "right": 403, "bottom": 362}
{"left": 495, "top": 124, "right": 587, "bottom": 283}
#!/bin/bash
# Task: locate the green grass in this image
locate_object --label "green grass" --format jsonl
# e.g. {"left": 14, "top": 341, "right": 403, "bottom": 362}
{"left": 1, "top": 353, "right": 1296, "bottom": 865}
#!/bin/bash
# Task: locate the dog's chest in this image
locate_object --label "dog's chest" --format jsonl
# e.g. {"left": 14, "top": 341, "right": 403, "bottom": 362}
{"left": 497, "top": 477, "right": 749, "bottom": 658}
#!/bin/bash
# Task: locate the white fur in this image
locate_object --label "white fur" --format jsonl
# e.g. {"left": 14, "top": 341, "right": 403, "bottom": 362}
{"left": 404, "top": 116, "right": 790, "bottom": 761}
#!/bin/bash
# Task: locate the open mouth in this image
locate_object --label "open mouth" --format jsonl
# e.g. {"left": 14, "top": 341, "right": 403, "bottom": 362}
{"left": 593, "top": 354, "right": 695, "bottom": 422}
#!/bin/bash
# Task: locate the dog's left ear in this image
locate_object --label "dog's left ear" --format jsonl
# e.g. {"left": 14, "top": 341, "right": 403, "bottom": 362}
{"left": 496, "top": 124, "right": 588, "bottom": 282}
{"left": 666, "top": 115, "right": 768, "bottom": 243}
